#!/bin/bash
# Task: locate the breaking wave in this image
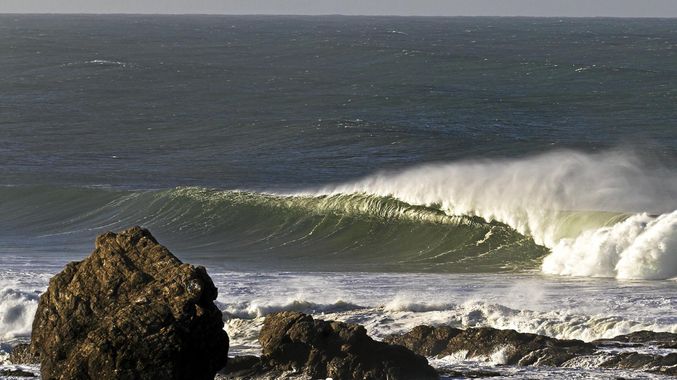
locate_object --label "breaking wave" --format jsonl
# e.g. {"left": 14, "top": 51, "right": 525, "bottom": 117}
{"left": 1, "top": 150, "right": 675, "bottom": 279}
{"left": 311, "top": 150, "right": 677, "bottom": 280}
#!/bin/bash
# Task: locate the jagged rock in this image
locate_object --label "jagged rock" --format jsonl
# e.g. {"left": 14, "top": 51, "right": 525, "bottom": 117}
{"left": 254, "top": 311, "right": 438, "bottom": 380}
{"left": 384, "top": 325, "right": 461, "bottom": 357}
{"left": 594, "top": 330, "right": 677, "bottom": 349}
{"left": 0, "top": 368, "right": 36, "bottom": 377}
{"left": 599, "top": 352, "right": 677, "bottom": 375}
{"left": 442, "top": 369, "right": 502, "bottom": 378}
{"left": 29, "top": 226, "right": 229, "bottom": 380}
{"left": 8, "top": 343, "right": 39, "bottom": 365}
{"left": 385, "top": 325, "right": 595, "bottom": 367}
{"left": 217, "top": 356, "right": 265, "bottom": 379}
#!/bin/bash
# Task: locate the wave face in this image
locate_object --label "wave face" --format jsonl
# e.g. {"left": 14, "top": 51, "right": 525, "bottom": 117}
{"left": 1, "top": 150, "right": 675, "bottom": 279}
{"left": 0, "top": 186, "right": 547, "bottom": 273}
{"left": 312, "top": 150, "right": 677, "bottom": 280}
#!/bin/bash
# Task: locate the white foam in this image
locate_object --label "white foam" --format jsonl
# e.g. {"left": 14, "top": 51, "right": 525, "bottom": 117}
{"left": 223, "top": 295, "right": 676, "bottom": 350}
{"left": 221, "top": 299, "right": 362, "bottom": 319}
{"left": 428, "top": 345, "right": 511, "bottom": 366}
{"left": 86, "top": 59, "right": 127, "bottom": 67}
{"left": 0, "top": 283, "right": 39, "bottom": 340}
{"left": 452, "top": 300, "right": 677, "bottom": 342}
{"left": 543, "top": 211, "right": 677, "bottom": 279}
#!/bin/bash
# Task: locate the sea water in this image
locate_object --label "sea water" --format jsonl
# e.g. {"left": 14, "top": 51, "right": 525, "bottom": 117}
{"left": 0, "top": 15, "right": 675, "bottom": 378}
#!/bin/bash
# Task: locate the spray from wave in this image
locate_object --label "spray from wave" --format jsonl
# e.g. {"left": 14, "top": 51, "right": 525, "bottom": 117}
{"left": 310, "top": 150, "right": 677, "bottom": 280}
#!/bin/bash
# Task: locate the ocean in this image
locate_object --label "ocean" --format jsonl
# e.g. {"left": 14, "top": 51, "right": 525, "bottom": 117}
{"left": 0, "top": 15, "right": 676, "bottom": 378}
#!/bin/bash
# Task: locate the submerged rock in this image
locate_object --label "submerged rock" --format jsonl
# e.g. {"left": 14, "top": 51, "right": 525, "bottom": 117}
{"left": 594, "top": 331, "right": 677, "bottom": 375}
{"left": 594, "top": 330, "right": 677, "bottom": 349}
{"left": 0, "top": 368, "right": 36, "bottom": 378}
{"left": 599, "top": 352, "right": 677, "bottom": 375}
{"left": 217, "top": 356, "right": 265, "bottom": 379}
{"left": 29, "top": 226, "right": 229, "bottom": 380}
{"left": 226, "top": 311, "right": 438, "bottom": 380}
{"left": 387, "top": 325, "right": 677, "bottom": 375}
{"left": 385, "top": 325, "right": 595, "bottom": 367}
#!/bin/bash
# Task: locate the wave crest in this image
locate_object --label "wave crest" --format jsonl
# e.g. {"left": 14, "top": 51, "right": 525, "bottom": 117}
{"left": 312, "top": 150, "right": 677, "bottom": 279}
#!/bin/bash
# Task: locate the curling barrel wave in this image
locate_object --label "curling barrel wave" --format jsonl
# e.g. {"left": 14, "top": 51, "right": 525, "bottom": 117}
{"left": 312, "top": 150, "right": 677, "bottom": 280}
{"left": 0, "top": 186, "right": 546, "bottom": 273}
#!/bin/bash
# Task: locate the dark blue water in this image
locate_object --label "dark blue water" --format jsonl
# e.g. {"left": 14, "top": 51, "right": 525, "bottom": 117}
{"left": 1, "top": 15, "right": 675, "bottom": 190}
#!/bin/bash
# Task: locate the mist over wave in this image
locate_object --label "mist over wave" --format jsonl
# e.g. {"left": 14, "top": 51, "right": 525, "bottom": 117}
{"left": 311, "top": 150, "right": 677, "bottom": 280}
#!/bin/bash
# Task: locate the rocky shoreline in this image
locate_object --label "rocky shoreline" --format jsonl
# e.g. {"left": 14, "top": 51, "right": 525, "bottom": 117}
{"left": 4, "top": 227, "right": 677, "bottom": 379}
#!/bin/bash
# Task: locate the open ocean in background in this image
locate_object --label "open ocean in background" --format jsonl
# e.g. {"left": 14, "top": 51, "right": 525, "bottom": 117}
{"left": 1, "top": 15, "right": 676, "bottom": 378}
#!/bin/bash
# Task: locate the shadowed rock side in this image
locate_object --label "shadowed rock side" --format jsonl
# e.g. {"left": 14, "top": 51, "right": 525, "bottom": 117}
{"left": 593, "top": 331, "right": 677, "bottom": 376}
{"left": 27, "top": 226, "right": 229, "bottom": 380}
{"left": 385, "top": 326, "right": 677, "bottom": 376}
{"left": 593, "top": 331, "right": 677, "bottom": 349}
{"left": 385, "top": 325, "right": 595, "bottom": 367}
{"left": 220, "top": 311, "right": 438, "bottom": 380}
{"left": 8, "top": 343, "right": 38, "bottom": 365}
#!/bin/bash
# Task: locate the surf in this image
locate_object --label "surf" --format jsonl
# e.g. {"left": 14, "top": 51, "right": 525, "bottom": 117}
{"left": 0, "top": 150, "right": 674, "bottom": 279}
{"left": 310, "top": 149, "right": 677, "bottom": 280}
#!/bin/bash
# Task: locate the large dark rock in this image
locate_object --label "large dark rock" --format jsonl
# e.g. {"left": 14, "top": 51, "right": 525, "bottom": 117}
{"left": 252, "top": 311, "right": 438, "bottom": 380}
{"left": 385, "top": 325, "right": 595, "bottom": 367}
{"left": 29, "top": 227, "right": 229, "bottom": 380}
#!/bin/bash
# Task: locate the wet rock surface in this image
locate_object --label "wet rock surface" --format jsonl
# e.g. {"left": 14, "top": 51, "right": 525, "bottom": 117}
{"left": 594, "top": 330, "right": 677, "bottom": 349}
{"left": 8, "top": 344, "right": 39, "bottom": 365}
{"left": 221, "top": 311, "right": 438, "bottom": 380}
{"left": 596, "top": 331, "right": 677, "bottom": 376}
{"left": 385, "top": 325, "right": 595, "bottom": 367}
{"left": 28, "top": 227, "right": 229, "bottom": 380}
{"left": 386, "top": 326, "right": 677, "bottom": 375}
{"left": 0, "top": 368, "right": 36, "bottom": 377}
